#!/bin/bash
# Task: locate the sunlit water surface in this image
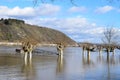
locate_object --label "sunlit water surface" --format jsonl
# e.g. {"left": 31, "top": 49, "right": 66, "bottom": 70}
{"left": 0, "top": 46, "right": 120, "bottom": 80}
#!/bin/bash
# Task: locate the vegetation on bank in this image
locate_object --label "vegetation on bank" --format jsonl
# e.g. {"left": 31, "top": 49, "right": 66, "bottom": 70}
{"left": 0, "top": 18, "right": 76, "bottom": 46}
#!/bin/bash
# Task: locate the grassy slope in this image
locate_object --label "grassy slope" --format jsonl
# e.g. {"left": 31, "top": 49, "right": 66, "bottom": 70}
{"left": 0, "top": 19, "right": 76, "bottom": 46}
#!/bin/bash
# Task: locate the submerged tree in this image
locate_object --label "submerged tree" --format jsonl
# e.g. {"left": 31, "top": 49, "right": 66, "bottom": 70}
{"left": 102, "top": 28, "right": 119, "bottom": 45}
{"left": 102, "top": 28, "right": 120, "bottom": 53}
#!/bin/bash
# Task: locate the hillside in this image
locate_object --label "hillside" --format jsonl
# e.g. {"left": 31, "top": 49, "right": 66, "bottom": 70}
{"left": 0, "top": 18, "right": 76, "bottom": 46}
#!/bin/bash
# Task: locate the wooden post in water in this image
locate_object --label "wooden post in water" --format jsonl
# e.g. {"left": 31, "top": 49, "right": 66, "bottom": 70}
{"left": 57, "top": 43, "right": 64, "bottom": 58}
{"left": 111, "top": 46, "right": 115, "bottom": 55}
{"left": 112, "top": 49, "right": 115, "bottom": 54}
{"left": 86, "top": 45, "right": 90, "bottom": 61}
{"left": 56, "top": 43, "right": 64, "bottom": 73}
{"left": 82, "top": 46, "right": 86, "bottom": 57}
{"left": 28, "top": 43, "right": 33, "bottom": 64}
{"left": 86, "top": 46, "right": 91, "bottom": 64}
{"left": 22, "top": 42, "right": 33, "bottom": 65}
{"left": 98, "top": 46, "right": 102, "bottom": 56}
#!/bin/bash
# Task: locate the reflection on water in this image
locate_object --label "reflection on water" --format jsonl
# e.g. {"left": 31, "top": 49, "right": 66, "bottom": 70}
{"left": 0, "top": 47, "right": 120, "bottom": 80}
{"left": 56, "top": 55, "right": 64, "bottom": 73}
{"left": 21, "top": 61, "right": 35, "bottom": 80}
{"left": 82, "top": 53, "right": 94, "bottom": 68}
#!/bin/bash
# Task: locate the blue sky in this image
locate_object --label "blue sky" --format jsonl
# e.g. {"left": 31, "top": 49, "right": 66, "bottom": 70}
{"left": 0, "top": 0, "right": 120, "bottom": 43}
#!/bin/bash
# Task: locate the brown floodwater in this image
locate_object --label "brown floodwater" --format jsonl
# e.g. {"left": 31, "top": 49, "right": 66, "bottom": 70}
{"left": 0, "top": 46, "right": 120, "bottom": 80}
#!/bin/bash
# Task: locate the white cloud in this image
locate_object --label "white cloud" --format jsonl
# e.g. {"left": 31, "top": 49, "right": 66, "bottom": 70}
{"left": 68, "top": 6, "right": 87, "bottom": 13}
{"left": 25, "top": 16, "right": 105, "bottom": 43}
{"left": 1, "top": 4, "right": 117, "bottom": 43}
{"left": 36, "top": 4, "right": 60, "bottom": 16}
{"left": 26, "top": 16, "right": 92, "bottom": 31}
{"left": 0, "top": 4, "right": 60, "bottom": 17}
{"left": 81, "top": 27, "right": 104, "bottom": 34}
{"left": 0, "top": 6, "right": 35, "bottom": 17}
{"left": 95, "top": 5, "right": 114, "bottom": 14}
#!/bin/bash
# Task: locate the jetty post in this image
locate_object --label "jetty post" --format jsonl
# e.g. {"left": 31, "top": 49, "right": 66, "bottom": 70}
{"left": 57, "top": 43, "right": 64, "bottom": 58}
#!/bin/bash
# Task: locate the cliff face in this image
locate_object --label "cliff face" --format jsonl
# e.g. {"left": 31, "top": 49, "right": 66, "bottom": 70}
{"left": 0, "top": 18, "right": 76, "bottom": 46}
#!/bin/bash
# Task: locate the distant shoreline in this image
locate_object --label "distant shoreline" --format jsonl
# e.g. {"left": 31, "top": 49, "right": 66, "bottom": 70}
{"left": 0, "top": 42, "right": 56, "bottom": 46}
{"left": 0, "top": 42, "right": 78, "bottom": 47}
{"left": 0, "top": 42, "right": 21, "bottom": 45}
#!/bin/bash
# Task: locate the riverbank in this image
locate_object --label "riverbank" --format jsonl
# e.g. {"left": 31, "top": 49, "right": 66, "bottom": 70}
{"left": 0, "top": 45, "right": 59, "bottom": 56}
{"left": 0, "top": 42, "right": 78, "bottom": 47}
{"left": 0, "top": 42, "right": 77, "bottom": 56}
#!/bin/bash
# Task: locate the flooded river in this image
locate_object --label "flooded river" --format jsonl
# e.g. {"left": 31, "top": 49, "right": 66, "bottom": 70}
{"left": 0, "top": 46, "right": 120, "bottom": 80}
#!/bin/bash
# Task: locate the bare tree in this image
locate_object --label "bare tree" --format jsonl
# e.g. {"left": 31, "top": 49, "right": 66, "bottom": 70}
{"left": 102, "top": 28, "right": 119, "bottom": 45}
{"left": 102, "top": 28, "right": 120, "bottom": 53}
